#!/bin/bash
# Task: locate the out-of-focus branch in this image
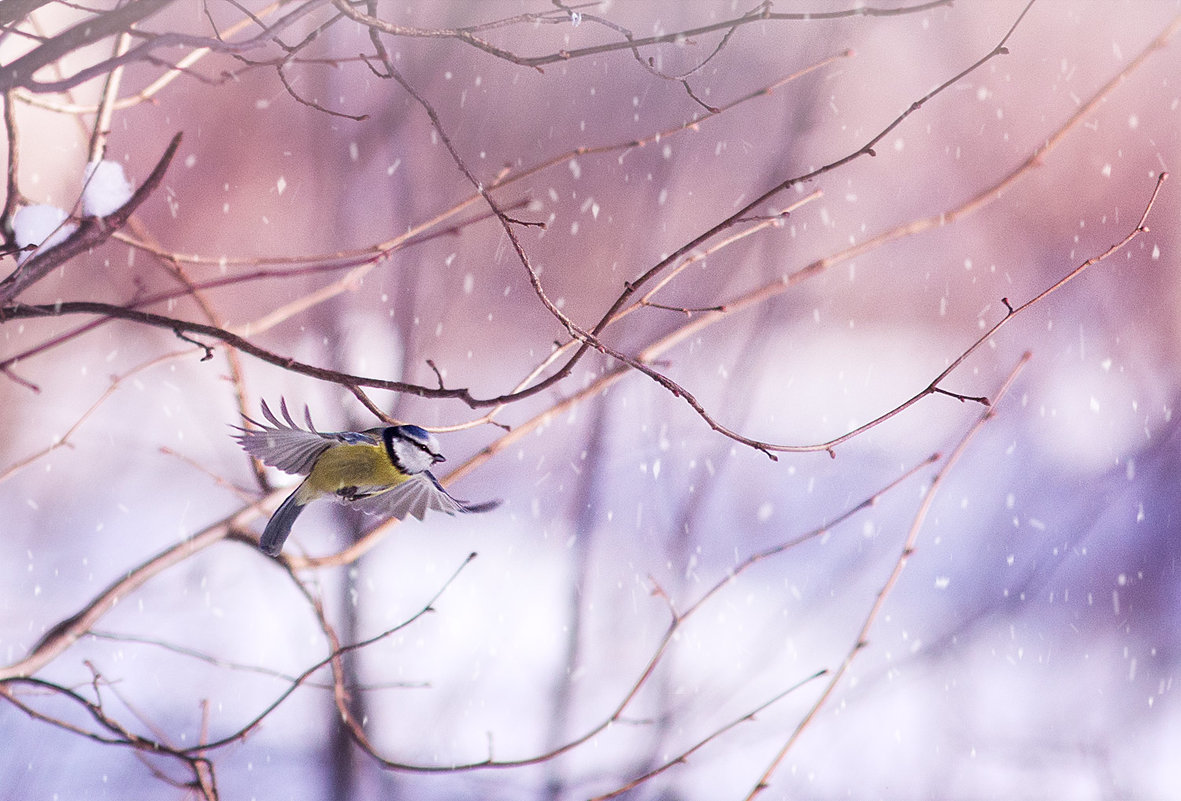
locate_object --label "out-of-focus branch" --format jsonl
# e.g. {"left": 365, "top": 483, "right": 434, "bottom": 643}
{"left": 0, "top": 0, "right": 176, "bottom": 92}
{"left": 1, "top": 92, "right": 20, "bottom": 238}
{"left": 12, "top": 2, "right": 291, "bottom": 113}
{"left": 0, "top": 0, "right": 52, "bottom": 29}
{"left": 1, "top": 0, "right": 336, "bottom": 95}
{"left": 87, "top": 31, "right": 132, "bottom": 162}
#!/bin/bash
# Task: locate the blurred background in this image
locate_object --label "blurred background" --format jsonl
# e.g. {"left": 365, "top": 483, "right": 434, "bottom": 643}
{"left": 1, "top": 1, "right": 1178, "bottom": 799}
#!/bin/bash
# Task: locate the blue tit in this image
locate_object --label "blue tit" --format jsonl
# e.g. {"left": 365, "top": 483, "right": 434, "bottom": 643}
{"left": 234, "top": 399, "right": 500, "bottom": 557}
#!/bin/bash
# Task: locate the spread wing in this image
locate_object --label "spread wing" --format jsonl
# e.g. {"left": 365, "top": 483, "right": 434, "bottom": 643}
{"left": 233, "top": 398, "right": 376, "bottom": 476}
{"left": 349, "top": 471, "right": 501, "bottom": 521}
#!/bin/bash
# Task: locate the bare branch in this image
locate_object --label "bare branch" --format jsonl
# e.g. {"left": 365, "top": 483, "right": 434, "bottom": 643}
{"left": 0, "top": 677, "right": 219, "bottom": 799}
{"left": 0, "top": 507, "right": 259, "bottom": 681}
{"left": 0, "top": 0, "right": 176, "bottom": 93}
{"left": 743, "top": 352, "right": 1033, "bottom": 799}
{"left": 332, "top": 0, "right": 953, "bottom": 71}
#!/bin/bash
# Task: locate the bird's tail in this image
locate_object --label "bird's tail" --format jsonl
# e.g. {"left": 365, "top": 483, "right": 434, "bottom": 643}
{"left": 459, "top": 498, "right": 502, "bottom": 514}
{"left": 260, "top": 486, "right": 306, "bottom": 557}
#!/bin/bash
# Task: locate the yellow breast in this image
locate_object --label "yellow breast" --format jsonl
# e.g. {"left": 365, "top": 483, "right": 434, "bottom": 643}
{"left": 302, "top": 443, "right": 410, "bottom": 499}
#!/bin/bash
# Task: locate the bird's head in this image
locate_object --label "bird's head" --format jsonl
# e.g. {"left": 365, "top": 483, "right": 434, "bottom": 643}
{"left": 384, "top": 425, "right": 445, "bottom": 474}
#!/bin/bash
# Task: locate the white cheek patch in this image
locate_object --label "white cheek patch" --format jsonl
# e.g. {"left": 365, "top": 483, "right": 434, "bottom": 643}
{"left": 392, "top": 439, "right": 436, "bottom": 475}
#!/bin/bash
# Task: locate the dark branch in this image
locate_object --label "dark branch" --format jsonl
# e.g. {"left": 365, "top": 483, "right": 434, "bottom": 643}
{"left": 0, "top": 0, "right": 176, "bottom": 92}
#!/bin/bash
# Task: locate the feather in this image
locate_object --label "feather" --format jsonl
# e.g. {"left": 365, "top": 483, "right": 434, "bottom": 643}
{"left": 232, "top": 397, "right": 377, "bottom": 476}
{"left": 260, "top": 486, "right": 307, "bottom": 556}
{"left": 350, "top": 473, "right": 502, "bottom": 521}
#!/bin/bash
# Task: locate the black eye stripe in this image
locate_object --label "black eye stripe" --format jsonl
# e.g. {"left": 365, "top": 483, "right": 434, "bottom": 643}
{"left": 383, "top": 426, "right": 438, "bottom": 462}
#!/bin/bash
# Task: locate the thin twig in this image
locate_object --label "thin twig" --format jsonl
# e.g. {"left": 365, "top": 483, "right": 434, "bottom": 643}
{"left": 742, "top": 351, "right": 1032, "bottom": 800}
{"left": 295, "top": 456, "right": 937, "bottom": 768}
{"left": 332, "top": 0, "right": 951, "bottom": 72}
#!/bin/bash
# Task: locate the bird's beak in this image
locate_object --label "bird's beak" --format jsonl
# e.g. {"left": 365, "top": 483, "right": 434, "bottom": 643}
{"left": 433, "top": 454, "right": 446, "bottom": 464}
